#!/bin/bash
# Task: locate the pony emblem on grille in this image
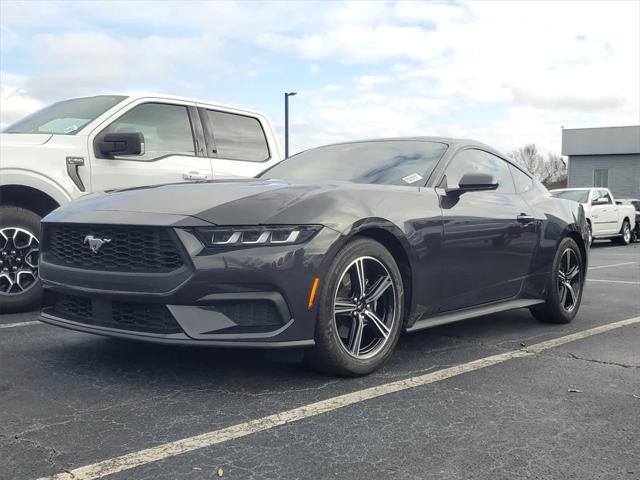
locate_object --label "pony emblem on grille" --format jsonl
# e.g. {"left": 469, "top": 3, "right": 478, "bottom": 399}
{"left": 83, "top": 235, "right": 111, "bottom": 254}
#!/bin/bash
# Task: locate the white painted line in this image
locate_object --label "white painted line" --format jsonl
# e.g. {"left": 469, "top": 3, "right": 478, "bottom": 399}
{"left": 589, "top": 261, "right": 638, "bottom": 270}
{"left": 0, "top": 320, "right": 41, "bottom": 329}
{"left": 38, "top": 316, "right": 640, "bottom": 480}
{"left": 587, "top": 279, "right": 640, "bottom": 285}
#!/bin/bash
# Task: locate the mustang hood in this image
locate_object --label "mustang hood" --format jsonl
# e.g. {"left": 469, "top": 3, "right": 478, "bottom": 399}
{"left": 44, "top": 179, "right": 385, "bottom": 230}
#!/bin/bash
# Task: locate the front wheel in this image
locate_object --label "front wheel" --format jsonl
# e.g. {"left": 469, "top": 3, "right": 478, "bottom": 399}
{"left": 530, "top": 237, "right": 584, "bottom": 324}
{"left": 305, "top": 238, "right": 405, "bottom": 376}
{"left": 615, "top": 220, "right": 632, "bottom": 245}
{"left": 0, "top": 206, "right": 43, "bottom": 313}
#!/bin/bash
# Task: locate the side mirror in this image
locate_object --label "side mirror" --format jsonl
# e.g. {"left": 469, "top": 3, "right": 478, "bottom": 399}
{"left": 446, "top": 172, "right": 498, "bottom": 195}
{"left": 98, "top": 132, "right": 144, "bottom": 157}
{"left": 592, "top": 197, "right": 608, "bottom": 205}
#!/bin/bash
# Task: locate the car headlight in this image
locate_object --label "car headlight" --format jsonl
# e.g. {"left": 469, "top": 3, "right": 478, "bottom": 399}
{"left": 195, "top": 225, "right": 323, "bottom": 247}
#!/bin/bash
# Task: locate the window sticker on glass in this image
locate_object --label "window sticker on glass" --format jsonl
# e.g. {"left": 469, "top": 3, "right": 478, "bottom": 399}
{"left": 402, "top": 173, "right": 423, "bottom": 184}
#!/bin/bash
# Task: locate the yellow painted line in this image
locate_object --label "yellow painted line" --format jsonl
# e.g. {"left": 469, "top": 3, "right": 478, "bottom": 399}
{"left": 38, "top": 316, "right": 640, "bottom": 480}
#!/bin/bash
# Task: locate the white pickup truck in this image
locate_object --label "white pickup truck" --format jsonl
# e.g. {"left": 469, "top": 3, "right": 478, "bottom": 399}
{"left": 0, "top": 93, "right": 282, "bottom": 312}
{"left": 551, "top": 188, "right": 636, "bottom": 246}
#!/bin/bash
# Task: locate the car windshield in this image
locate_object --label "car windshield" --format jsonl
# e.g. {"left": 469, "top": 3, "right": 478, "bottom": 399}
{"left": 3, "top": 95, "right": 127, "bottom": 135}
{"left": 551, "top": 190, "right": 590, "bottom": 203}
{"left": 260, "top": 140, "right": 448, "bottom": 186}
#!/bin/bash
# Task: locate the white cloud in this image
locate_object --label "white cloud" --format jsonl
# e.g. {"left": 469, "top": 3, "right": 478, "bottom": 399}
{"left": 0, "top": 72, "right": 43, "bottom": 128}
{"left": 1, "top": 0, "right": 638, "bottom": 156}
{"left": 355, "top": 75, "right": 392, "bottom": 90}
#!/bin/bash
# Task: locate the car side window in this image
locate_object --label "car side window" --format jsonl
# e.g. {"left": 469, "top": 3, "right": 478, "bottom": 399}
{"left": 444, "top": 149, "right": 515, "bottom": 194}
{"left": 509, "top": 164, "right": 534, "bottom": 194}
{"left": 205, "top": 110, "right": 270, "bottom": 162}
{"left": 600, "top": 190, "right": 613, "bottom": 204}
{"left": 102, "top": 103, "right": 195, "bottom": 161}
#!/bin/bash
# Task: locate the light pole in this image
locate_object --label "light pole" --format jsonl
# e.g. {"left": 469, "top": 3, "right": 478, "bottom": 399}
{"left": 284, "top": 92, "right": 297, "bottom": 158}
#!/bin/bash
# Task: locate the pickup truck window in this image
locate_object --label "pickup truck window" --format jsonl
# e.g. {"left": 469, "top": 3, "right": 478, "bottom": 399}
{"left": 596, "top": 189, "right": 613, "bottom": 204}
{"left": 3, "top": 95, "right": 126, "bottom": 135}
{"left": 205, "top": 110, "right": 269, "bottom": 162}
{"left": 102, "top": 103, "right": 196, "bottom": 161}
{"left": 552, "top": 190, "right": 590, "bottom": 203}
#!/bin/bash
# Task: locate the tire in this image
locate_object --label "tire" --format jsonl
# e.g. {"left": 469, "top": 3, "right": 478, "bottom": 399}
{"left": 530, "top": 237, "right": 584, "bottom": 324}
{"left": 586, "top": 221, "right": 593, "bottom": 247}
{"left": 305, "top": 238, "right": 405, "bottom": 376}
{"left": 0, "top": 206, "right": 43, "bottom": 313}
{"left": 615, "top": 220, "right": 632, "bottom": 245}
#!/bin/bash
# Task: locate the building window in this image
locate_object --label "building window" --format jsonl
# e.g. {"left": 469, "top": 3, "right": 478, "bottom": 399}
{"left": 594, "top": 169, "right": 608, "bottom": 188}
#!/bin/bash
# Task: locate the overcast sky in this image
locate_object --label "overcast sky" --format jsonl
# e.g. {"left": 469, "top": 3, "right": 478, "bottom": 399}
{"left": 1, "top": 0, "right": 639, "bottom": 155}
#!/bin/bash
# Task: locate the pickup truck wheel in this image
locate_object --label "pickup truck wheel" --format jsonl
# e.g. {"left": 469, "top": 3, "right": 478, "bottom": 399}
{"left": 0, "top": 206, "right": 43, "bottom": 313}
{"left": 530, "top": 237, "right": 584, "bottom": 324}
{"left": 615, "top": 220, "right": 632, "bottom": 245}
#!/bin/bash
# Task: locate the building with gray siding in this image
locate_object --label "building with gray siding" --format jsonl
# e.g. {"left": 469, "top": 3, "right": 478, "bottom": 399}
{"left": 562, "top": 125, "right": 640, "bottom": 199}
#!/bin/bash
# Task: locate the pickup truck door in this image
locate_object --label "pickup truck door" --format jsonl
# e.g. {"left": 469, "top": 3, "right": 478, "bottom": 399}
{"left": 197, "top": 106, "right": 281, "bottom": 179}
{"left": 590, "top": 189, "right": 618, "bottom": 234}
{"left": 88, "top": 99, "right": 213, "bottom": 192}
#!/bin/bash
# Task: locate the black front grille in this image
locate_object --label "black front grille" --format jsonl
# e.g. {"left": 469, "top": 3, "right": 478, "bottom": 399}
{"left": 54, "top": 293, "right": 93, "bottom": 319}
{"left": 208, "top": 300, "right": 284, "bottom": 334}
{"left": 51, "top": 294, "right": 183, "bottom": 334}
{"left": 45, "top": 224, "right": 184, "bottom": 273}
{"left": 215, "top": 301, "right": 282, "bottom": 327}
{"left": 111, "top": 301, "right": 182, "bottom": 334}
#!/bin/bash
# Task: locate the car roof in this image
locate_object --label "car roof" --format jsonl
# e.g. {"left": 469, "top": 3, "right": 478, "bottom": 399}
{"left": 61, "top": 92, "right": 268, "bottom": 118}
{"left": 303, "top": 136, "right": 508, "bottom": 155}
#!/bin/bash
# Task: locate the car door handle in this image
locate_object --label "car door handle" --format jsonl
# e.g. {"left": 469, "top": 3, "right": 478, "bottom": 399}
{"left": 517, "top": 214, "right": 535, "bottom": 225}
{"left": 183, "top": 171, "right": 208, "bottom": 180}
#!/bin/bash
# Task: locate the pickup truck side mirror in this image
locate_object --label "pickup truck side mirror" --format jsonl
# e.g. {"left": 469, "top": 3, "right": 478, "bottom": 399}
{"left": 592, "top": 197, "right": 608, "bottom": 205}
{"left": 446, "top": 173, "right": 499, "bottom": 195}
{"left": 98, "top": 132, "right": 144, "bottom": 157}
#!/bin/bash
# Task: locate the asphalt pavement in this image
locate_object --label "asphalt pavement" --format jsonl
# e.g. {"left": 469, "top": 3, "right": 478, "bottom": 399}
{"left": 1, "top": 242, "right": 639, "bottom": 480}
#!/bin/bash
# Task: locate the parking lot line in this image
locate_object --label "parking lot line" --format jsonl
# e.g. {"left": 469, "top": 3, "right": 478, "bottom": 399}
{"left": 588, "top": 261, "right": 638, "bottom": 271}
{"left": 37, "top": 315, "right": 640, "bottom": 480}
{"left": 0, "top": 320, "right": 41, "bottom": 329}
{"left": 587, "top": 279, "right": 640, "bottom": 285}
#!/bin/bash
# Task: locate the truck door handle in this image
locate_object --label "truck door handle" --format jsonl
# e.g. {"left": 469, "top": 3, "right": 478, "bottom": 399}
{"left": 183, "top": 171, "right": 208, "bottom": 180}
{"left": 517, "top": 214, "right": 535, "bottom": 225}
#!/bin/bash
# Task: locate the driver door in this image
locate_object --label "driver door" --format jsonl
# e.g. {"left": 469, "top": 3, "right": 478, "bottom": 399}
{"left": 88, "top": 99, "right": 213, "bottom": 192}
{"left": 437, "top": 149, "right": 538, "bottom": 311}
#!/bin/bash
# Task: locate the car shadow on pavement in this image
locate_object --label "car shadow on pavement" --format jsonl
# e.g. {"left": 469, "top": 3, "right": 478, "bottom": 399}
{"left": 34, "top": 308, "right": 547, "bottom": 389}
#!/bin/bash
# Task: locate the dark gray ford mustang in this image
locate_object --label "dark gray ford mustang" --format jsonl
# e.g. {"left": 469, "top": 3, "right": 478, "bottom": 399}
{"left": 39, "top": 138, "right": 588, "bottom": 376}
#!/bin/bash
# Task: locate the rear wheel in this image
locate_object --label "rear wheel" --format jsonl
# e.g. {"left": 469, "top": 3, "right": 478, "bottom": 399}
{"left": 0, "top": 206, "right": 43, "bottom": 313}
{"left": 615, "top": 220, "right": 631, "bottom": 245}
{"left": 305, "top": 238, "right": 404, "bottom": 376}
{"left": 530, "top": 237, "right": 584, "bottom": 324}
{"left": 586, "top": 221, "right": 593, "bottom": 247}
